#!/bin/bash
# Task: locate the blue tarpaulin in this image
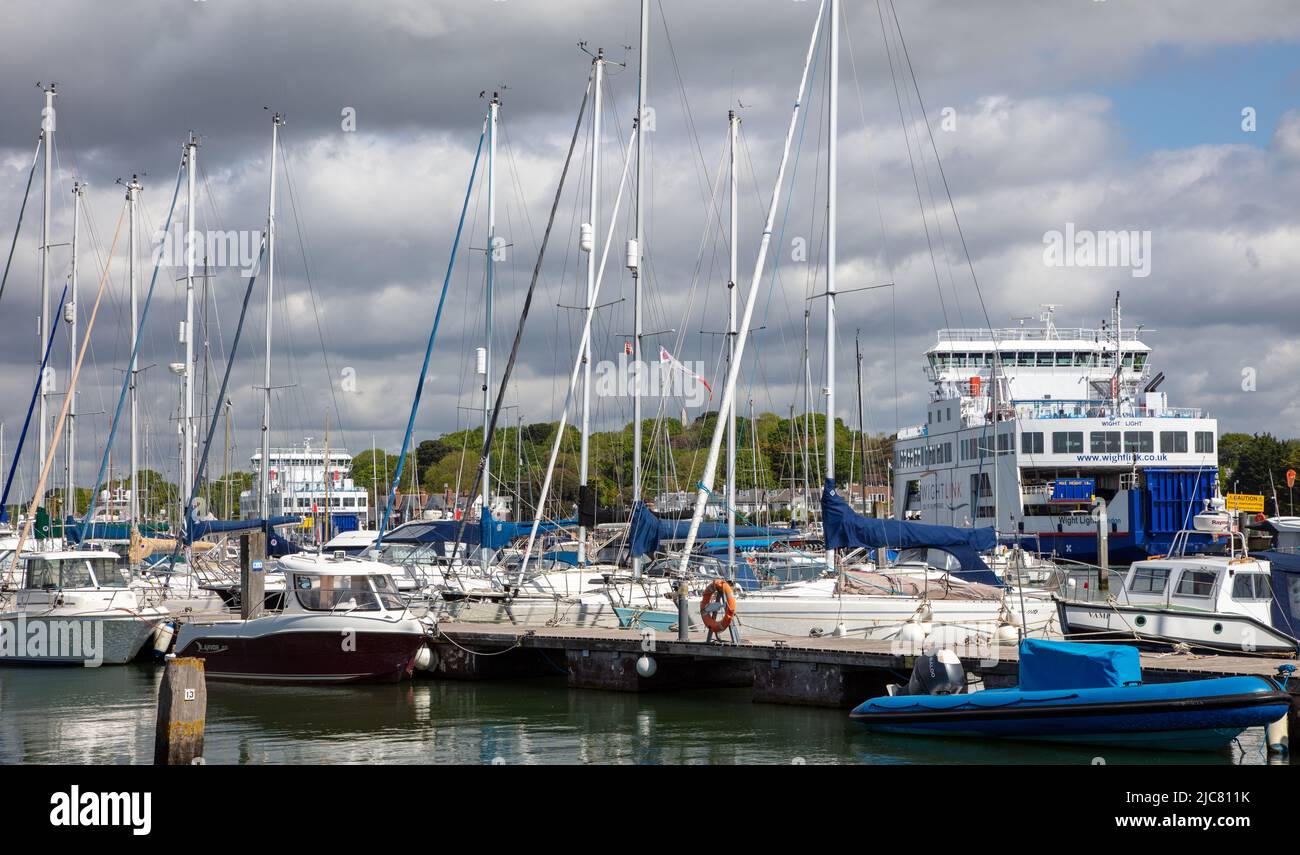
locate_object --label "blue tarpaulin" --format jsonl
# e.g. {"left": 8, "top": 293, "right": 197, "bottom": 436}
{"left": 627, "top": 501, "right": 798, "bottom": 558}
{"left": 820, "top": 483, "right": 1000, "bottom": 585}
{"left": 1018, "top": 638, "right": 1141, "bottom": 691}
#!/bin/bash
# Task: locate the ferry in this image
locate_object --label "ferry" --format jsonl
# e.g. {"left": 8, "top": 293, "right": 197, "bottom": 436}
{"left": 891, "top": 299, "right": 1217, "bottom": 563}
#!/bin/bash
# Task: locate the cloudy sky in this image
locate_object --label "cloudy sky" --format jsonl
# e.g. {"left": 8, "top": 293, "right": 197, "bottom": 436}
{"left": 1, "top": 0, "right": 1298, "bottom": 497}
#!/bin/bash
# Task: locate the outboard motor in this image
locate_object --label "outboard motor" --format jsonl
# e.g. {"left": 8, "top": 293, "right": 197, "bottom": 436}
{"left": 887, "top": 649, "right": 966, "bottom": 696}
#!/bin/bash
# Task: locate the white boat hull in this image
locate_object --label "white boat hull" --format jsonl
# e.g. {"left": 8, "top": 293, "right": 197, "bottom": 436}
{"left": 1056, "top": 598, "right": 1298, "bottom": 656}
{"left": 0, "top": 612, "right": 163, "bottom": 665}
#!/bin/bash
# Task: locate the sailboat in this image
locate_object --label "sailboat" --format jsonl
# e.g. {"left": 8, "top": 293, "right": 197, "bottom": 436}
{"left": 647, "top": 0, "right": 1055, "bottom": 645}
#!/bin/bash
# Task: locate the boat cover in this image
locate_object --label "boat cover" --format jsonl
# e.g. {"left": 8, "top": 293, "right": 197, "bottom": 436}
{"left": 1018, "top": 638, "right": 1141, "bottom": 691}
{"left": 627, "top": 501, "right": 798, "bottom": 558}
{"left": 1258, "top": 549, "right": 1300, "bottom": 639}
{"left": 820, "top": 483, "right": 1001, "bottom": 586}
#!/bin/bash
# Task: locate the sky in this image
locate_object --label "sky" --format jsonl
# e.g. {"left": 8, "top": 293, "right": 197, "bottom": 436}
{"left": 0, "top": 0, "right": 1298, "bottom": 500}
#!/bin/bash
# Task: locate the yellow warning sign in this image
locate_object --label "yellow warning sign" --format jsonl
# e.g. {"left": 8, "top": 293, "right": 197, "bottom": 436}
{"left": 1225, "top": 493, "right": 1265, "bottom": 513}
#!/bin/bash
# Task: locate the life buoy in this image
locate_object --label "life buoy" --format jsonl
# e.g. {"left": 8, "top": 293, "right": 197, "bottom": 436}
{"left": 700, "top": 579, "right": 737, "bottom": 633}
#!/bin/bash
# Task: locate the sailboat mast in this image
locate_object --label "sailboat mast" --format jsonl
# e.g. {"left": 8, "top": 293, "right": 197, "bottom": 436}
{"left": 38, "top": 84, "right": 55, "bottom": 496}
{"left": 182, "top": 134, "right": 198, "bottom": 530}
{"left": 824, "top": 0, "right": 839, "bottom": 570}
{"left": 630, "top": 0, "right": 649, "bottom": 578}
{"left": 66, "top": 180, "right": 82, "bottom": 518}
{"left": 578, "top": 49, "right": 604, "bottom": 566}
{"left": 482, "top": 94, "right": 498, "bottom": 571}
{"left": 259, "top": 114, "right": 282, "bottom": 522}
{"left": 127, "top": 175, "right": 141, "bottom": 526}
{"left": 726, "top": 109, "right": 739, "bottom": 576}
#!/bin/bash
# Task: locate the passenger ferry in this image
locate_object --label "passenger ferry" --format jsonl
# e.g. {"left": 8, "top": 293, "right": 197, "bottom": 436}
{"left": 891, "top": 300, "right": 1217, "bottom": 563}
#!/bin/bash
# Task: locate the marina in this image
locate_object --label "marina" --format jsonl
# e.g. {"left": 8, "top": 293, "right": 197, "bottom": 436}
{"left": 0, "top": 0, "right": 1297, "bottom": 795}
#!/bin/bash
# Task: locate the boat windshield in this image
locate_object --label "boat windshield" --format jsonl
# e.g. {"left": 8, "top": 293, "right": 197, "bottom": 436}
{"left": 25, "top": 556, "right": 128, "bottom": 590}
{"left": 292, "top": 573, "right": 405, "bottom": 611}
{"left": 895, "top": 547, "right": 963, "bottom": 573}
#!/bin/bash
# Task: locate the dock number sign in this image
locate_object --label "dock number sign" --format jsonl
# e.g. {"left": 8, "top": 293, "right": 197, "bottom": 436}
{"left": 1225, "top": 493, "right": 1265, "bottom": 513}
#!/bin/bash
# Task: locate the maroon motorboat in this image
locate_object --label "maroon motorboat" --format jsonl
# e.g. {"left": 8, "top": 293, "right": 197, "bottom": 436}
{"left": 174, "top": 553, "right": 431, "bottom": 684}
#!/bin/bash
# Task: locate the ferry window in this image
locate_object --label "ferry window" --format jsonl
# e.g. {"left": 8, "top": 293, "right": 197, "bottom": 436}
{"left": 1036, "top": 352, "right": 1053, "bottom": 367}
{"left": 1174, "top": 568, "right": 1218, "bottom": 598}
{"left": 1021, "top": 432, "right": 1043, "bottom": 454}
{"left": 1055, "top": 352, "right": 1071, "bottom": 367}
{"left": 1129, "top": 566, "right": 1169, "bottom": 594}
{"left": 1090, "top": 431, "right": 1121, "bottom": 453}
{"left": 1133, "top": 353, "right": 1147, "bottom": 370}
{"left": 1195, "top": 431, "right": 1214, "bottom": 453}
{"left": 1100, "top": 353, "right": 1115, "bottom": 368}
{"left": 1122, "top": 352, "right": 1135, "bottom": 367}
{"left": 1123, "top": 431, "right": 1153, "bottom": 453}
{"left": 1053, "top": 431, "right": 1083, "bottom": 453}
{"left": 1016, "top": 352, "right": 1034, "bottom": 367}
{"left": 1074, "top": 352, "right": 1091, "bottom": 366}
{"left": 1232, "top": 574, "right": 1272, "bottom": 601}
{"left": 1159, "top": 431, "right": 1187, "bottom": 453}
{"left": 952, "top": 353, "right": 967, "bottom": 367}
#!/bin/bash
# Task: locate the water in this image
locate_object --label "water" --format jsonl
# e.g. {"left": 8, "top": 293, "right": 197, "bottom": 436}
{"left": 0, "top": 664, "right": 1275, "bottom": 765}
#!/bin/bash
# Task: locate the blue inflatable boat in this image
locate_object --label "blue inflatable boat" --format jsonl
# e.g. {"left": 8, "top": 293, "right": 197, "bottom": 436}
{"left": 850, "top": 639, "right": 1291, "bottom": 751}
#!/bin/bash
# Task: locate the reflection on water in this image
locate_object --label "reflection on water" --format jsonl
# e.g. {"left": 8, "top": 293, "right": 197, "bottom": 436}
{"left": 0, "top": 664, "right": 1273, "bottom": 765}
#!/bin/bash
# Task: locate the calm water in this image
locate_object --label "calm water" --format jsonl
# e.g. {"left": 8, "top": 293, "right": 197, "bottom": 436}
{"left": 0, "top": 664, "right": 1276, "bottom": 765}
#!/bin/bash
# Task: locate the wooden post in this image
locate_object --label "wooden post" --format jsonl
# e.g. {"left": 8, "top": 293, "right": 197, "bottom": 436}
{"left": 240, "top": 531, "right": 265, "bottom": 619}
{"left": 154, "top": 656, "right": 206, "bottom": 765}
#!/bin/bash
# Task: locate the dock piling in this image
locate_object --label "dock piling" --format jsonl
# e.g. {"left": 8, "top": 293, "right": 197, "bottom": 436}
{"left": 153, "top": 656, "right": 207, "bottom": 765}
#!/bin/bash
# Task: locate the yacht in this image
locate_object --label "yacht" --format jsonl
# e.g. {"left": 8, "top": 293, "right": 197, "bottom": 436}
{"left": 1057, "top": 502, "right": 1298, "bottom": 656}
{"left": 0, "top": 549, "right": 169, "bottom": 665}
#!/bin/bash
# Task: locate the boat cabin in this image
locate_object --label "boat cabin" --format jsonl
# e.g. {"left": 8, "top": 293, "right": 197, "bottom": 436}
{"left": 12, "top": 550, "right": 138, "bottom": 613}
{"left": 1118, "top": 528, "right": 1274, "bottom": 627}
{"left": 278, "top": 554, "right": 408, "bottom": 615}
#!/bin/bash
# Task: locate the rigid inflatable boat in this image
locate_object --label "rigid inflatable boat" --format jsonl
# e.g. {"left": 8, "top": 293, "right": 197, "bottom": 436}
{"left": 849, "top": 639, "right": 1291, "bottom": 751}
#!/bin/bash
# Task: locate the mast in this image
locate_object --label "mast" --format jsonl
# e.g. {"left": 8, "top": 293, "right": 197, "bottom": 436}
{"left": 855, "top": 329, "right": 865, "bottom": 514}
{"left": 674, "top": 0, "right": 827, "bottom": 628}
{"left": 824, "top": 0, "right": 839, "bottom": 572}
{"left": 38, "top": 84, "right": 55, "bottom": 497}
{"left": 66, "top": 180, "right": 83, "bottom": 518}
{"left": 127, "top": 175, "right": 141, "bottom": 527}
{"left": 630, "top": 0, "right": 648, "bottom": 577}
{"left": 323, "top": 411, "right": 331, "bottom": 547}
{"left": 578, "top": 48, "right": 604, "bottom": 566}
{"left": 482, "top": 94, "right": 499, "bottom": 572}
{"left": 725, "top": 109, "right": 739, "bottom": 577}
{"left": 182, "top": 135, "right": 198, "bottom": 531}
{"left": 259, "top": 114, "right": 282, "bottom": 522}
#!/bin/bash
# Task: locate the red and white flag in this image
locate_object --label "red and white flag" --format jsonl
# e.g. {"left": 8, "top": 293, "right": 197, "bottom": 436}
{"left": 658, "top": 346, "right": 712, "bottom": 400}
{"left": 623, "top": 341, "right": 634, "bottom": 356}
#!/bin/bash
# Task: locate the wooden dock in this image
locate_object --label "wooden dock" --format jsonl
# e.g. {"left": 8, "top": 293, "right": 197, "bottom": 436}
{"left": 428, "top": 622, "right": 1300, "bottom": 715}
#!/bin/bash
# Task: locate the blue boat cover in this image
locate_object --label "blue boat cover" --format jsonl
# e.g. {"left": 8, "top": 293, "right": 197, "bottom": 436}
{"left": 187, "top": 515, "right": 300, "bottom": 541}
{"left": 820, "top": 483, "right": 1000, "bottom": 585}
{"left": 1018, "top": 638, "right": 1141, "bottom": 691}
{"left": 1258, "top": 548, "right": 1300, "bottom": 638}
{"left": 627, "top": 501, "right": 798, "bottom": 558}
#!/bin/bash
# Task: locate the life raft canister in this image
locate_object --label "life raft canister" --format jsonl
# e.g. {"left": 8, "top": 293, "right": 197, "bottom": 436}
{"left": 700, "top": 579, "right": 737, "bottom": 633}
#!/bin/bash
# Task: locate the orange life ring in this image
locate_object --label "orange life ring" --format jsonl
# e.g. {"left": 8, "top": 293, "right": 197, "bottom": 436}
{"left": 700, "top": 579, "right": 737, "bottom": 633}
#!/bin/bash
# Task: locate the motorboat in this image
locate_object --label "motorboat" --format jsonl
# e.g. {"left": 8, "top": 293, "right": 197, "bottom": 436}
{"left": 850, "top": 638, "right": 1292, "bottom": 751}
{"left": 1056, "top": 502, "right": 1299, "bottom": 656}
{"left": 0, "top": 549, "right": 169, "bottom": 665}
{"left": 174, "top": 552, "right": 431, "bottom": 683}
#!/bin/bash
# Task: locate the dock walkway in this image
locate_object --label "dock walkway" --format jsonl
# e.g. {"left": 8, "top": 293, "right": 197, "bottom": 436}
{"left": 430, "top": 622, "right": 1300, "bottom": 713}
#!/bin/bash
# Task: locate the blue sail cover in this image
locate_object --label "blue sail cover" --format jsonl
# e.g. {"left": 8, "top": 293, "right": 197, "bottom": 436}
{"left": 821, "top": 483, "right": 1001, "bottom": 585}
{"left": 480, "top": 509, "right": 576, "bottom": 550}
{"left": 627, "top": 501, "right": 798, "bottom": 558}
